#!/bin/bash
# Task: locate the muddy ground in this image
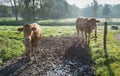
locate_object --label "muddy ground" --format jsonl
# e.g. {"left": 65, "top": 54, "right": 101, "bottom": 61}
{"left": 0, "top": 36, "right": 95, "bottom": 76}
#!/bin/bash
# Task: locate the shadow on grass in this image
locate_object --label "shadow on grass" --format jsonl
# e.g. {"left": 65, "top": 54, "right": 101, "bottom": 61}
{"left": 104, "top": 49, "right": 115, "bottom": 76}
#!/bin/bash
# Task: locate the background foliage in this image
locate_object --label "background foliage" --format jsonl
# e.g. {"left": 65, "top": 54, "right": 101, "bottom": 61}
{"left": 0, "top": 0, "right": 120, "bottom": 20}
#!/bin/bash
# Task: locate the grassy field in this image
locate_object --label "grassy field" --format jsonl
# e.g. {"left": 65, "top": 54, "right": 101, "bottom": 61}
{"left": 0, "top": 17, "right": 120, "bottom": 26}
{"left": 0, "top": 18, "right": 120, "bottom": 76}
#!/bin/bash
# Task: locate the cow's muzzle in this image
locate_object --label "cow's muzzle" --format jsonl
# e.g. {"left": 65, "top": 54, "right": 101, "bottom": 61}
{"left": 24, "top": 37, "right": 31, "bottom": 42}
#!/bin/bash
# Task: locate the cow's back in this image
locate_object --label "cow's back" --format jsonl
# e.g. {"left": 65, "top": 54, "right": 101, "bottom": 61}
{"left": 31, "top": 23, "right": 42, "bottom": 41}
{"left": 76, "top": 18, "right": 85, "bottom": 26}
{"left": 76, "top": 18, "right": 87, "bottom": 31}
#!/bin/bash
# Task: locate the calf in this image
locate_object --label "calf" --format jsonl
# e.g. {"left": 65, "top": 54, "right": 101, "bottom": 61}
{"left": 18, "top": 23, "right": 42, "bottom": 61}
{"left": 76, "top": 18, "right": 100, "bottom": 46}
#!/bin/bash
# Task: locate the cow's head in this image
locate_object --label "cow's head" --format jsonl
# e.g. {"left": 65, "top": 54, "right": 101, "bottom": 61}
{"left": 88, "top": 18, "right": 100, "bottom": 29}
{"left": 18, "top": 24, "right": 36, "bottom": 42}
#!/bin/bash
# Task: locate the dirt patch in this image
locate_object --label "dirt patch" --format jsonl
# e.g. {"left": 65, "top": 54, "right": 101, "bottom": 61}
{"left": 114, "top": 34, "right": 120, "bottom": 42}
{"left": 0, "top": 36, "right": 95, "bottom": 76}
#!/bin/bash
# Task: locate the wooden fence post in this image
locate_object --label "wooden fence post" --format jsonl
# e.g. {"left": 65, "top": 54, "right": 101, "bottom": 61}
{"left": 104, "top": 22, "right": 108, "bottom": 50}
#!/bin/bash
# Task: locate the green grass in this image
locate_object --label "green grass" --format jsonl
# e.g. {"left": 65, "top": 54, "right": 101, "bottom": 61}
{"left": 0, "top": 26, "right": 25, "bottom": 63}
{"left": 42, "top": 26, "right": 75, "bottom": 37}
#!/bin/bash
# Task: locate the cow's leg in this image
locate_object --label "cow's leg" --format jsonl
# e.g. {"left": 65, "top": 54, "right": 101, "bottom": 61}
{"left": 29, "top": 46, "right": 32, "bottom": 61}
{"left": 95, "top": 28, "right": 97, "bottom": 38}
{"left": 95, "top": 26, "right": 97, "bottom": 43}
{"left": 37, "top": 41, "right": 41, "bottom": 53}
{"left": 88, "top": 33, "right": 91, "bottom": 46}
{"left": 35, "top": 41, "right": 41, "bottom": 61}
{"left": 24, "top": 47, "right": 29, "bottom": 58}
{"left": 77, "top": 29, "right": 80, "bottom": 41}
{"left": 31, "top": 46, "right": 34, "bottom": 56}
{"left": 33, "top": 47, "right": 36, "bottom": 62}
{"left": 25, "top": 47, "right": 31, "bottom": 61}
{"left": 81, "top": 32, "right": 86, "bottom": 48}
{"left": 34, "top": 41, "right": 40, "bottom": 62}
{"left": 83, "top": 32, "right": 88, "bottom": 48}
{"left": 81, "top": 31, "right": 84, "bottom": 43}
{"left": 27, "top": 43, "right": 32, "bottom": 61}
{"left": 24, "top": 41, "right": 31, "bottom": 61}
{"left": 23, "top": 41, "right": 29, "bottom": 58}
{"left": 23, "top": 47, "right": 30, "bottom": 61}
{"left": 76, "top": 26, "right": 80, "bottom": 41}
{"left": 24, "top": 44, "right": 30, "bottom": 61}
{"left": 85, "top": 32, "right": 87, "bottom": 44}
{"left": 29, "top": 50, "right": 31, "bottom": 61}
{"left": 31, "top": 42, "right": 36, "bottom": 62}
{"left": 34, "top": 46, "right": 38, "bottom": 62}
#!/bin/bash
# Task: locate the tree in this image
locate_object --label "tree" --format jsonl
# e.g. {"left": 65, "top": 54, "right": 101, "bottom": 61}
{"left": 63, "top": 1, "right": 69, "bottom": 18}
{"left": 13, "top": 0, "right": 18, "bottom": 21}
{"left": 91, "top": 0, "right": 98, "bottom": 17}
{"left": 0, "top": 5, "right": 12, "bottom": 17}
{"left": 0, "top": 0, "right": 18, "bottom": 20}
{"left": 102, "top": 4, "right": 111, "bottom": 20}
{"left": 32, "top": 0, "right": 35, "bottom": 19}
{"left": 19, "top": 0, "right": 33, "bottom": 20}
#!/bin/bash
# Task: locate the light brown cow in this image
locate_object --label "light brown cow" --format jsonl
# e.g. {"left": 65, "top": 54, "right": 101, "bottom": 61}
{"left": 18, "top": 23, "right": 42, "bottom": 61}
{"left": 76, "top": 17, "right": 100, "bottom": 46}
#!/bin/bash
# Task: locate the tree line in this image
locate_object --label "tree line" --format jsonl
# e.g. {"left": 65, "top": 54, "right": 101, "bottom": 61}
{"left": 0, "top": 0, "right": 120, "bottom": 20}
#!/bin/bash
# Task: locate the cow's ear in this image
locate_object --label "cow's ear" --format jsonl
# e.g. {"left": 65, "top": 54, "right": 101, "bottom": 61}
{"left": 96, "top": 20, "right": 100, "bottom": 23}
{"left": 18, "top": 27, "right": 23, "bottom": 31}
{"left": 32, "top": 27, "right": 36, "bottom": 31}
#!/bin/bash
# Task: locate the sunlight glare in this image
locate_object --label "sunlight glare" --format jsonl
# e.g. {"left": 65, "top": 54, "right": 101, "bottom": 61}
{"left": 66, "top": 0, "right": 120, "bottom": 8}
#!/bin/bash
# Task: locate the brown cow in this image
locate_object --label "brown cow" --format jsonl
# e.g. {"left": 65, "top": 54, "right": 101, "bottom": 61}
{"left": 18, "top": 23, "right": 42, "bottom": 61}
{"left": 76, "top": 18, "right": 100, "bottom": 46}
